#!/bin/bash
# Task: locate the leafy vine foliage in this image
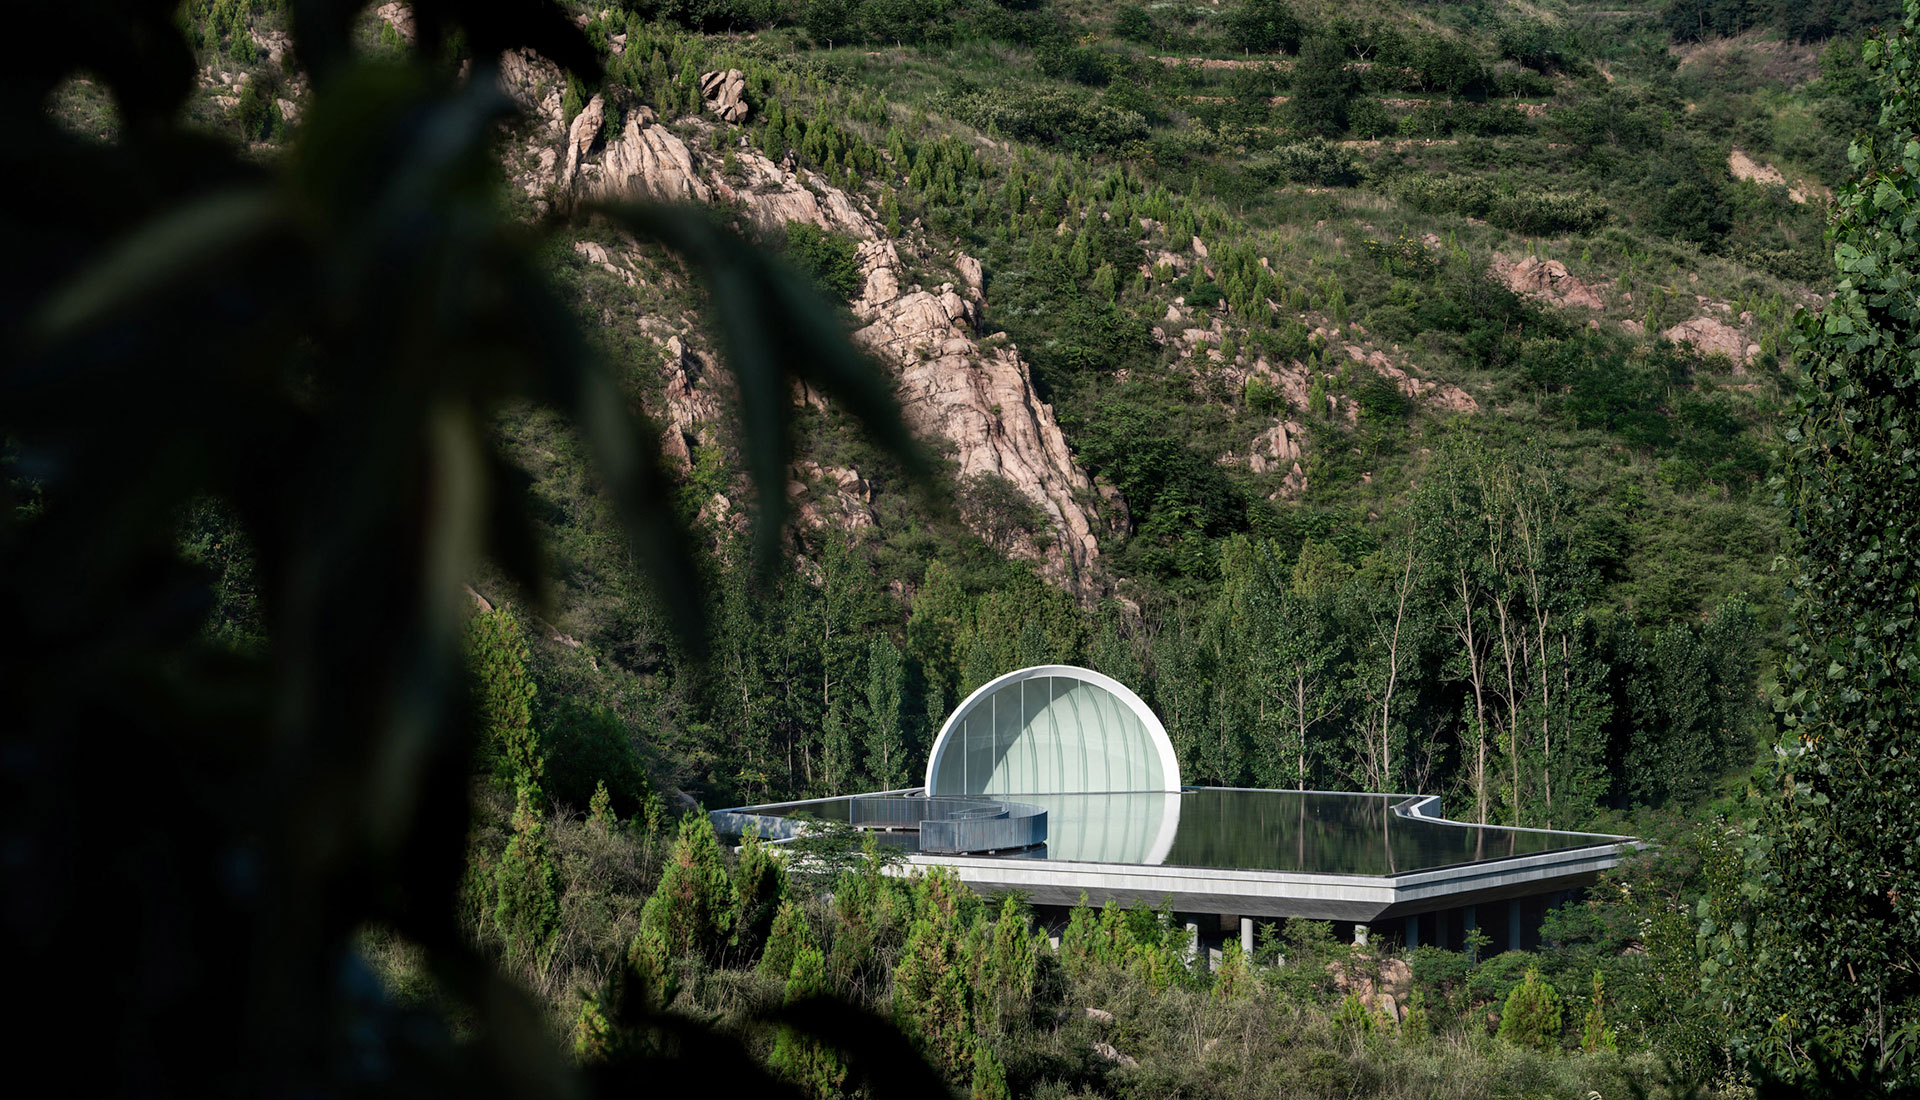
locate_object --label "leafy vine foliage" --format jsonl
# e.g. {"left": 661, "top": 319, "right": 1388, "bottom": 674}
{"left": 1716, "top": 0, "right": 1920, "bottom": 1088}
{"left": 1, "top": 0, "right": 929, "bottom": 1095}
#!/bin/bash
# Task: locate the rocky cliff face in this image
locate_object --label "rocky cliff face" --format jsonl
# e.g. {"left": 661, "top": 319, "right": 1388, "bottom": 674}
{"left": 499, "top": 62, "right": 1111, "bottom": 587}
{"left": 848, "top": 237, "right": 1105, "bottom": 579}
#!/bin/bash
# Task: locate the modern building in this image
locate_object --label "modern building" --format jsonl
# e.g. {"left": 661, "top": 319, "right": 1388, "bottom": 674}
{"left": 714, "top": 664, "right": 1638, "bottom": 953}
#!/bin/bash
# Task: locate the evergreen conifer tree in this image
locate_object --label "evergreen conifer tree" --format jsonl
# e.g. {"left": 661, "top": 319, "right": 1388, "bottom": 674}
{"left": 1210, "top": 939, "right": 1254, "bottom": 1002}
{"left": 864, "top": 635, "right": 908, "bottom": 788}
{"left": 768, "top": 946, "right": 848, "bottom": 1100}
{"left": 638, "top": 812, "right": 737, "bottom": 962}
{"left": 968, "top": 1043, "right": 1010, "bottom": 1100}
{"left": 493, "top": 783, "right": 559, "bottom": 971}
{"left": 1059, "top": 894, "right": 1099, "bottom": 975}
{"left": 1496, "top": 966, "right": 1564, "bottom": 1051}
{"left": 571, "top": 992, "right": 615, "bottom": 1063}
{"left": 1402, "top": 987, "right": 1430, "bottom": 1043}
{"left": 468, "top": 606, "right": 543, "bottom": 789}
{"left": 759, "top": 897, "right": 816, "bottom": 979}
{"left": 588, "top": 779, "right": 616, "bottom": 832}
{"left": 729, "top": 826, "right": 788, "bottom": 962}
{"left": 1580, "top": 969, "right": 1616, "bottom": 1054}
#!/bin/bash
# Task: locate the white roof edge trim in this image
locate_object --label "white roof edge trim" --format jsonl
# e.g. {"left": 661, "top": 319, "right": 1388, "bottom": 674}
{"left": 923, "top": 664, "right": 1182, "bottom": 794}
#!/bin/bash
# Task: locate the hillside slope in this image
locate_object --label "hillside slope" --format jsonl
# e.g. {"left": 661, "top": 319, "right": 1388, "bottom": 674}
{"left": 123, "top": 0, "right": 1873, "bottom": 815}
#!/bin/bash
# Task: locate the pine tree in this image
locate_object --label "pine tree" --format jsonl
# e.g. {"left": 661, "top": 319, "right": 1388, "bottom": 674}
{"left": 1580, "top": 969, "right": 1616, "bottom": 1054}
{"left": 1210, "top": 939, "right": 1254, "bottom": 1002}
{"left": 768, "top": 946, "right": 848, "bottom": 1099}
{"left": 759, "top": 897, "right": 816, "bottom": 979}
{"left": 1401, "top": 987, "right": 1430, "bottom": 1043}
{"left": 638, "top": 812, "right": 737, "bottom": 962}
{"left": 1091, "top": 261, "right": 1119, "bottom": 302}
{"left": 1496, "top": 966, "right": 1564, "bottom": 1051}
{"left": 1059, "top": 893, "right": 1099, "bottom": 975}
{"left": 730, "top": 826, "right": 788, "bottom": 962}
{"left": 571, "top": 992, "right": 615, "bottom": 1063}
{"left": 1332, "top": 990, "right": 1375, "bottom": 1037}
{"left": 881, "top": 190, "right": 901, "bottom": 237}
{"left": 626, "top": 922, "right": 678, "bottom": 1007}
{"left": 982, "top": 895, "right": 1037, "bottom": 1003}
{"left": 588, "top": 779, "right": 616, "bottom": 832}
{"left": 468, "top": 606, "right": 543, "bottom": 788}
{"left": 969, "top": 1043, "right": 1010, "bottom": 1100}
{"left": 493, "top": 783, "right": 559, "bottom": 971}
{"left": 892, "top": 914, "right": 976, "bottom": 1076}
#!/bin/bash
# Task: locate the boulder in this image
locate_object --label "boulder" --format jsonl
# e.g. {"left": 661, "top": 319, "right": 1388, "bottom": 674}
{"left": 568, "top": 94, "right": 604, "bottom": 159}
{"left": 576, "top": 107, "right": 712, "bottom": 204}
{"left": 699, "top": 69, "right": 750, "bottom": 124}
{"left": 374, "top": 2, "right": 415, "bottom": 43}
{"left": 1248, "top": 420, "right": 1305, "bottom": 474}
{"left": 1091, "top": 1042, "right": 1138, "bottom": 1068}
{"left": 1495, "top": 254, "right": 1605, "bottom": 311}
{"left": 1662, "top": 314, "right": 1759, "bottom": 367}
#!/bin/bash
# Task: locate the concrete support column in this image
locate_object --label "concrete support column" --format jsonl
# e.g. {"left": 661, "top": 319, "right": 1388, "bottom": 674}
{"left": 1353, "top": 923, "right": 1370, "bottom": 947}
{"left": 1185, "top": 921, "right": 1202, "bottom": 971}
{"left": 1508, "top": 899, "right": 1522, "bottom": 952}
{"left": 1240, "top": 916, "right": 1254, "bottom": 954}
{"left": 1405, "top": 914, "right": 1419, "bottom": 949}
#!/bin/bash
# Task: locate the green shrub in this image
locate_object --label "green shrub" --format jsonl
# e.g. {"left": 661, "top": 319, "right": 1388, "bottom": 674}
{"left": 781, "top": 223, "right": 865, "bottom": 302}
{"left": 1228, "top": 0, "right": 1308, "bottom": 54}
{"left": 950, "top": 86, "right": 1148, "bottom": 154}
{"left": 1393, "top": 175, "right": 1608, "bottom": 235}
{"left": 1487, "top": 189, "right": 1610, "bottom": 235}
{"left": 1355, "top": 372, "right": 1409, "bottom": 426}
{"left": 1737, "top": 244, "right": 1825, "bottom": 281}
{"left": 1348, "top": 98, "right": 1393, "bottom": 139}
{"left": 234, "top": 80, "right": 283, "bottom": 142}
{"left": 1113, "top": 4, "right": 1155, "bottom": 43}
{"left": 1391, "top": 173, "right": 1495, "bottom": 216}
{"left": 1036, "top": 39, "right": 1110, "bottom": 85}
{"left": 1251, "top": 138, "right": 1363, "bottom": 186}
{"left": 1362, "top": 235, "right": 1440, "bottom": 278}
{"left": 1246, "top": 375, "right": 1284, "bottom": 414}
{"left": 541, "top": 701, "right": 649, "bottom": 818}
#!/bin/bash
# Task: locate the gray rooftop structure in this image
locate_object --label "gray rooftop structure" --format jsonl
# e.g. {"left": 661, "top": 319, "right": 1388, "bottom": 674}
{"left": 713, "top": 665, "right": 1640, "bottom": 946}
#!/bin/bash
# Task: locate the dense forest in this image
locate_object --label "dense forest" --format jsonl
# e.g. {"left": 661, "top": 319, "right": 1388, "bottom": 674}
{"left": 7, "top": 0, "right": 1917, "bottom": 1097}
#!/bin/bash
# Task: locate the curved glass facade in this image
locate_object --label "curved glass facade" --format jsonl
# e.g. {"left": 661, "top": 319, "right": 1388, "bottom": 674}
{"left": 925, "top": 666, "right": 1180, "bottom": 796}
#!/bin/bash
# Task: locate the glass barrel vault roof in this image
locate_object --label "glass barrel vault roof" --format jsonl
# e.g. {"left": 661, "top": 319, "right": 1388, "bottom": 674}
{"left": 924, "top": 666, "right": 1181, "bottom": 796}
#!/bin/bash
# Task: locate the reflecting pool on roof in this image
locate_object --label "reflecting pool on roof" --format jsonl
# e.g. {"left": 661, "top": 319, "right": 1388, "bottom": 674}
{"left": 763, "top": 788, "right": 1624, "bottom": 876}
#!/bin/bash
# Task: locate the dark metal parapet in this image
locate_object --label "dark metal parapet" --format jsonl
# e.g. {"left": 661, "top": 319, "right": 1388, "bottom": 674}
{"left": 910, "top": 798, "right": 1048, "bottom": 854}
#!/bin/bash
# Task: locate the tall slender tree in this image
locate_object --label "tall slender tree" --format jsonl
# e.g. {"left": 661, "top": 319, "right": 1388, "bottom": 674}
{"left": 1417, "top": 447, "right": 1498, "bottom": 822}
{"left": 864, "top": 635, "right": 908, "bottom": 789}
{"left": 1347, "top": 540, "right": 1420, "bottom": 794}
{"left": 469, "top": 606, "right": 544, "bottom": 789}
{"left": 1723, "top": 7, "right": 1920, "bottom": 1085}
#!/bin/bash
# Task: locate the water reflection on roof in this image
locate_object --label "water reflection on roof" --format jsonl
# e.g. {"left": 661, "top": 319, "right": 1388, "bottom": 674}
{"left": 771, "top": 788, "right": 1624, "bottom": 876}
